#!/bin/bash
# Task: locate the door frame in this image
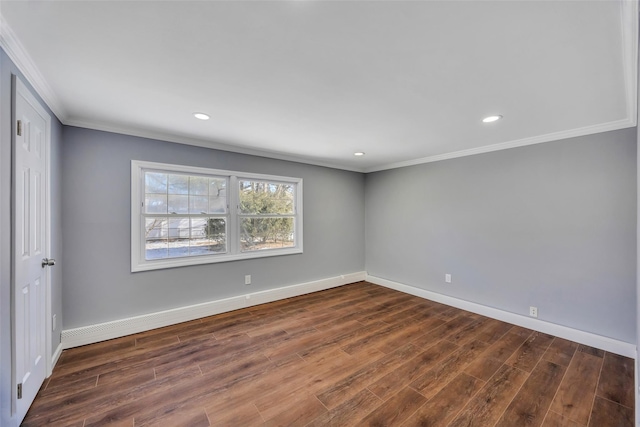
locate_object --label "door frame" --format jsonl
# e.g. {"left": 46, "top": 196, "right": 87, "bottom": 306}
{"left": 11, "top": 75, "right": 53, "bottom": 415}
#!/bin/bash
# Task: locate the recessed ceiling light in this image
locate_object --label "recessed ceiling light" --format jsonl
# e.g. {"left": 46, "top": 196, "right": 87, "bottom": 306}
{"left": 354, "top": 152, "right": 365, "bottom": 156}
{"left": 482, "top": 115, "right": 503, "bottom": 123}
{"left": 194, "top": 112, "right": 210, "bottom": 120}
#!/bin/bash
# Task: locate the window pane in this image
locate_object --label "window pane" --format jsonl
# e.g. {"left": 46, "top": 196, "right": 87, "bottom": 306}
{"left": 167, "top": 217, "right": 190, "bottom": 258}
{"left": 145, "top": 171, "right": 168, "bottom": 214}
{"left": 190, "top": 195, "right": 208, "bottom": 214}
{"left": 168, "top": 174, "right": 189, "bottom": 195}
{"left": 190, "top": 218, "right": 226, "bottom": 255}
{"left": 190, "top": 176, "right": 208, "bottom": 195}
{"left": 240, "top": 217, "right": 294, "bottom": 251}
{"left": 209, "top": 196, "right": 226, "bottom": 214}
{"left": 239, "top": 180, "right": 294, "bottom": 215}
{"left": 145, "top": 194, "right": 167, "bottom": 214}
{"left": 209, "top": 178, "right": 227, "bottom": 214}
{"left": 145, "top": 218, "right": 168, "bottom": 259}
{"left": 168, "top": 218, "right": 189, "bottom": 239}
{"left": 145, "top": 172, "right": 167, "bottom": 194}
{"left": 168, "top": 195, "right": 189, "bottom": 214}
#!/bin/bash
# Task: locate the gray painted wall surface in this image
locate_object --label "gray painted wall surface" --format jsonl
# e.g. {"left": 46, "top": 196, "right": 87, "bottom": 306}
{"left": 61, "top": 126, "right": 365, "bottom": 328}
{"left": 0, "top": 49, "right": 63, "bottom": 427}
{"left": 365, "top": 128, "right": 637, "bottom": 343}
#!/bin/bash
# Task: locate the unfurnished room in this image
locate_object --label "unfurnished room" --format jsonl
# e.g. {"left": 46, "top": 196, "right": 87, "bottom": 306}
{"left": 0, "top": 1, "right": 639, "bottom": 426}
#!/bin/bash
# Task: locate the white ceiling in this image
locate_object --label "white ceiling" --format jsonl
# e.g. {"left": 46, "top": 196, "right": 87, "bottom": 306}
{"left": 0, "top": 1, "right": 637, "bottom": 172}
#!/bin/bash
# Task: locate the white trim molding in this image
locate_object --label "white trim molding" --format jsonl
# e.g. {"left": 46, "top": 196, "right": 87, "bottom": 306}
{"left": 61, "top": 271, "right": 635, "bottom": 358}
{"left": 66, "top": 121, "right": 364, "bottom": 173}
{"left": 0, "top": 15, "right": 67, "bottom": 121}
{"left": 1, "top": 10, "right": 638, "bottom": 175}
{"left": 365, "top": 118, "right": 636, "bottom": 173}
{"left": 61, "top": 271, "right": 366, "bottom": 349}
{"left": 367, "top": 274, "right": 636, "bottom": 359}
{"left": 51, "top": 343, "right": 63, "bottom": 375}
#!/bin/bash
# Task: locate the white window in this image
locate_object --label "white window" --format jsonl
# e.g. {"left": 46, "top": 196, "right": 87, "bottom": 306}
{"left": 131, "top": 160, "right": 303, "bottom": 272}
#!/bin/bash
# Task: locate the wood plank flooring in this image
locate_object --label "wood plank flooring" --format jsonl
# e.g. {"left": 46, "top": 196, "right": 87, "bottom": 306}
{"left": 23, "top": 281, "right": 634, "bottom": 426}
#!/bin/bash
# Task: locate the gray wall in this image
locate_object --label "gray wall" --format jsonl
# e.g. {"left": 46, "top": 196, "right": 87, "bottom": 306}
{"left": 61, "top": 126, "right": 365, "bottom": 328}
{"left": 366, "top": 128, "right": 637, "bottom": 343}
{"left": 0, "top": 49, "right": 63, "bottom": 427}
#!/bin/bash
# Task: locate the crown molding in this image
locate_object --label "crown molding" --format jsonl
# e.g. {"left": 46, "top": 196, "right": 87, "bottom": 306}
{"left": 364, "top": 1, "right": 638, "bottom": 173}
{"left": 0, "top": 11, "right": 364, "bottom": 173}
{"left": 365, "top": 117, "right": 636, "bottom": 173}
{"left": 1, "top": 5, "right": 637, "bottom": 175}
{"left": 64, "top": 118, "right": 366, "bottom": 173}
{"left": 0, "top": 15, "right": 67, "bottom": 121}
{"left": 65, "top": 115, "right": 636, "bottom": 175}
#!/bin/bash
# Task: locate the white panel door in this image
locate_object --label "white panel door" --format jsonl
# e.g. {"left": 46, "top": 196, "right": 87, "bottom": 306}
{"left": 13, "top": 77, "right": 51, "bottom": 424}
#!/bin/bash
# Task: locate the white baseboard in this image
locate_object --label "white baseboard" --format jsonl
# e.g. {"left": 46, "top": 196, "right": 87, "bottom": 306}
{"left": 61, "top": 271, "right": 635, "bottom": 358}
{"left": 367, "top": 274, "right": 637, "bottom": 359}
{"left": 61, "top": 271, "right": 366, "bottom": 349}
{"left": 50, "top": 342, "right": 63, "bottom": 374}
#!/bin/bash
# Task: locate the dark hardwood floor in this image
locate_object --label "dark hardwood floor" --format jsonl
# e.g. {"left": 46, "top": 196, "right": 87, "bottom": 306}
{"left": 23, "top": 281, "right": 634, "bottom": 426}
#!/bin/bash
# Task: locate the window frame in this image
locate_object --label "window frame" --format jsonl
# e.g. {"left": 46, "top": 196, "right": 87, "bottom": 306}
{"left": 131, "top": 160, "right": 303, "bottom": 272}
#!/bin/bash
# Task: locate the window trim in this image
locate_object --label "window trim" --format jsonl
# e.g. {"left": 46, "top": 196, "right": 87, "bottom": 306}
{"left": 131, "top": 160, "right": 303, "bottom": 272}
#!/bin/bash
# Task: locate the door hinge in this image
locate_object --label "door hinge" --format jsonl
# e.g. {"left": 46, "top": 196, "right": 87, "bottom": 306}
{"left": 17, "top": 383, "right": 22, "bottom": 399}
{"left": 16, "top": 120, "right": 22, "bottom": 136}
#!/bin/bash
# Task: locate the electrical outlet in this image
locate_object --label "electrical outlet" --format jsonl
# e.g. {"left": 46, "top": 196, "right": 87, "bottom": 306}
{"left": 445, "top": 274, "right": 452, "bottom": 284}
{"left": 52, "top": 314, "right": 56, "bottom": 331}
{"left": 529, "top": 306, "right": 538, "bottom": 318}
{"left": 245, "top": 275, "right": 251, "bottom": 285}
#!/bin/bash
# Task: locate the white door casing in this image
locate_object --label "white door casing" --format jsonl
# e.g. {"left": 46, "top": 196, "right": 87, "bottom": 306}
{"left": 12, "top": 76, "right": 52, "bottom": 423}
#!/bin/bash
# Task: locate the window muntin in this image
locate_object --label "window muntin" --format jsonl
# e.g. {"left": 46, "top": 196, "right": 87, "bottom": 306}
{"left": 144, "top": 172, "right": 227, "bottom": 215}
{"left": 142, "top": 170, "right": 228, "bottom": 261}
{"left": 132, "top": 161, "right": 302, "bottom": 272}
{"left": 144, "top": 217, "right": 227, "bottom": 259}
